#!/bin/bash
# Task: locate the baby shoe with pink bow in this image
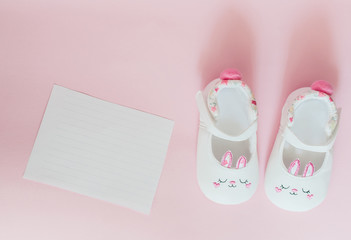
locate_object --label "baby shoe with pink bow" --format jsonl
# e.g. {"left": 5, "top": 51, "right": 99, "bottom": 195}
{"left": 196, "top": 69, "right": 259, "bottom": 204}
{"left": 265, "top": 81, "right": 341, "bottom": 211}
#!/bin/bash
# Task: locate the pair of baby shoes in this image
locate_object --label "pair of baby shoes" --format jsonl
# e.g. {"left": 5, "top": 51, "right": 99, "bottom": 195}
{"left": 196, "top": 69, "right": 341, "bottom": 212}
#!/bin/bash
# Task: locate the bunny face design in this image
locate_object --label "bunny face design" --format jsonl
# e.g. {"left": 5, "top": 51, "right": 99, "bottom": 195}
{"left": 275, "top": 184, "right": 314, "bottom": 200}
{"left": 212, "top": 150, "right": 252, "bottom": 190}
{"left": 274, "top": 159, "right": 315, "bottom": 200}
{"left": 213, "top": 178, "right": 252, "bottom": 189}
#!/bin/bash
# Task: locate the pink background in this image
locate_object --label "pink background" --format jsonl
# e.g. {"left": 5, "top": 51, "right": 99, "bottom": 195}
{"left": 1, "top": 0, "right": 351, "bottom": 239}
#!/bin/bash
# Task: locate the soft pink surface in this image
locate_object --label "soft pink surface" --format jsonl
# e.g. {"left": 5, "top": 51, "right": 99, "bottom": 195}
{"left": 1, "top": 0, "right": 351, "bottom": 239}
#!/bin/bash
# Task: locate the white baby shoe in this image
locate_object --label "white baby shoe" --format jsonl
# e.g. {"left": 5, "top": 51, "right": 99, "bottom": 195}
{"left": 265, "top": 80, "right": 341, "bottom": 212}
{"left": 196, "top": 69, "right": 259, "bottom": 204}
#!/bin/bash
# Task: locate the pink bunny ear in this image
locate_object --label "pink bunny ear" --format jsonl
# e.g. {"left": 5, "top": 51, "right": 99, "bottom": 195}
{"left": 303, "top": 162, "right": 314, "bottom": 177}
{"left": 236, "top": 156, "right": 247, "bottom": 169}
{"left": 221, "top": 150, "right": 233, "bottom": 168}
{"left": 288, "top": 159, "right": 300, "bottom": 176}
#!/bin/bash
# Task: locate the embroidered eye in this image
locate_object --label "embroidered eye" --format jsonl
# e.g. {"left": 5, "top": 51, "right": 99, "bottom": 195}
{"left": 302, "top": 188, "right": 310, "bottom": 194}
{"left": 218, "top": 178, "right": 227, "bottom": 183}
{"left": 280, "top": 184, "right": 290, "bottom": 189}
{"left": 239, "top": 179, "right": 248, "bottom": 184}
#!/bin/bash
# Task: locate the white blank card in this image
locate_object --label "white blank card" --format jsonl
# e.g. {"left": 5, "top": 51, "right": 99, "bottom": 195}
{"left": 24, "top": 85, "right": 174, "bottom": 214}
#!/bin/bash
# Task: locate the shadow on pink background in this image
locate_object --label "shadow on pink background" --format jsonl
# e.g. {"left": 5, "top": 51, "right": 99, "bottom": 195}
{"left": 266, "top": 11, "right": 339, "bottom": 168}
{"left": 199, "top": 7, "right": 255, "bottom": 90}
{"left": 1, "top": 1, "right": 351, "bottom": 240}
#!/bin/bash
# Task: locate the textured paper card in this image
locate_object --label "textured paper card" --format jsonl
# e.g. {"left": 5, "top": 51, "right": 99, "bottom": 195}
{"left": 24, "top": 85, "right": 174, "bottom": 214}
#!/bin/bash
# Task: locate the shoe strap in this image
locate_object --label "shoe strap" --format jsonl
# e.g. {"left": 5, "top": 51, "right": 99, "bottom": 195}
{"left": 196, "top": 91, "right": 257, "bottom": 141}
{"left": 282, "top": 108, "right": 341, "bottom": 153}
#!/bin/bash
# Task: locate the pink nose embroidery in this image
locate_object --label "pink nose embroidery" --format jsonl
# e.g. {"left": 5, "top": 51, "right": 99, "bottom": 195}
{"left": 291, "top": 188, "right": 298, "bottom": 193}
{"left": 307, "top": 194, "right": 314, "bottom": 200}
{"left": 229, "top": 181, "right": 236, "bottom": 185}
{"left": 213, "top": 182, "right": 220, "bottom": 188}
{"left": 275, "top": 187, "right": 282, "bottom": 193}
{"left": 246, "top": 183, "right": 251, "bottom": 188}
